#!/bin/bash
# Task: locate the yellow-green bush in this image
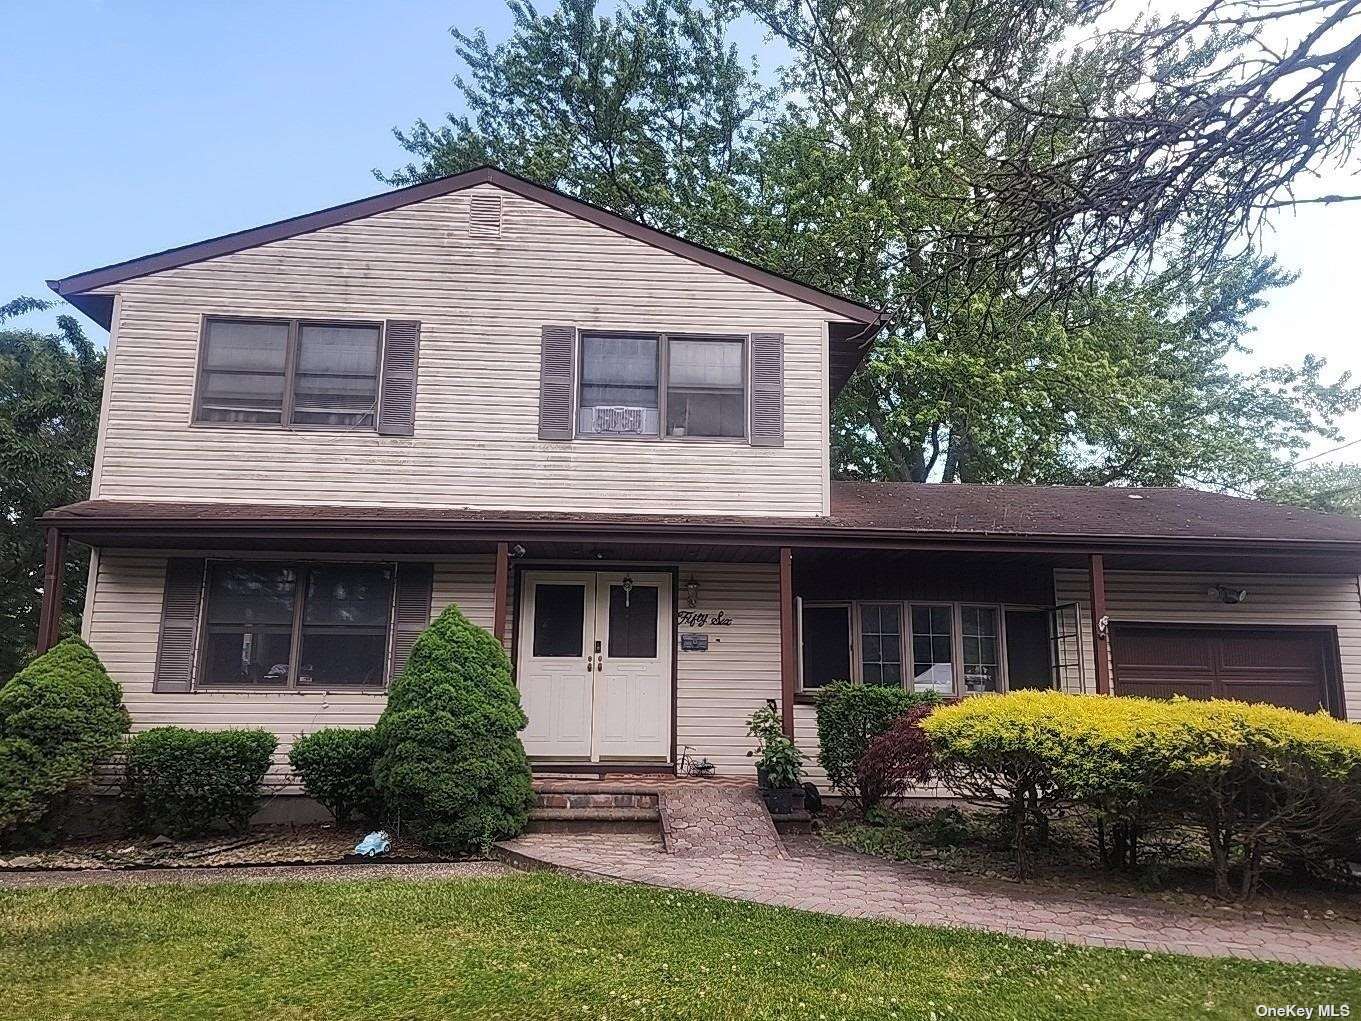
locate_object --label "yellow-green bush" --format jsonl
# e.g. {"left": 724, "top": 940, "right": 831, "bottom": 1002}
{"left": 921, "top": 691, "right": 1361, "bottom": 896}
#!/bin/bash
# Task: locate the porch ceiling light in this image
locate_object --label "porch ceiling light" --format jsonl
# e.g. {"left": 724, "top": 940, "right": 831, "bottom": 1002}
{"left": 1208, "top": 584, "right": 1249, "bottom": 604}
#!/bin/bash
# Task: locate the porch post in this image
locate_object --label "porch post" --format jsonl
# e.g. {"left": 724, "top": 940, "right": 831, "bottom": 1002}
{"left": 493, "top": 541, "right": 510, "bottom": 643}
{"left": 778, "top": 546, "right": 796, "bottom": 737}
{"left": 36, "top": 526, "right": 67, "bottom": 654}
{"left": 1089, "top": 552, "right": 1111, "bottom": 695}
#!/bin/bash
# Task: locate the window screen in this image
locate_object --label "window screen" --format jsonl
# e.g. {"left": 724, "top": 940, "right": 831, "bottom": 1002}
{"left": 801, "top": 604, "right": 851, "bottom": 690}
{"left": 532, "top": 584, "right": 587, "bottom": 657}
{"left": 961, "top": 606, "right": 1000, "bottom": 692}
{"left": 298, "top": 564, "right": 393, "bottom": 687}
{"left": 912, "top": 604, "right": 955, "bottom": 694}
{"left": 200, "top": 564, "right": 298, "bottom": 685}
{"left": 292, "top": 324, "right": 381, "bottom": 427}
{"left": 666, "top": 338, "right": 744, "bottom": 438}
{"left": 197, "top": 320, "right": 290, "bottom": 424}
{"left": 607, "top": 584, "right": 659, "bottom": 659}
{"left": 578, "top": 334, "right": 659, "bottom": 435}
{"left": 859, "top": 603, "right": 903, "bottom": 686}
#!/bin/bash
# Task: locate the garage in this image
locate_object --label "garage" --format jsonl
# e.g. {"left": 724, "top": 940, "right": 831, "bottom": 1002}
{"left": 1109, "top": 624, "right": 1340, "bottom": 715}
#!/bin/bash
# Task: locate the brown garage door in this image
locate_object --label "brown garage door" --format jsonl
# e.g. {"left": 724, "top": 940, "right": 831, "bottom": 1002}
{"left": 1110, "top": 624, "right": 1336, "bottom": 714}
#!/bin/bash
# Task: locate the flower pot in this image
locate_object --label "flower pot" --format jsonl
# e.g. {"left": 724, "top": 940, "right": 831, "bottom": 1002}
{"left": 760, "top": 785, "right": 805, "bottom": 815}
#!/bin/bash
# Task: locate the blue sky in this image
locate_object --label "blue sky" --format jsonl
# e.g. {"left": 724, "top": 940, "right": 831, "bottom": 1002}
{"left": 5, "top": 1, "right": 1358, "bottom": 457}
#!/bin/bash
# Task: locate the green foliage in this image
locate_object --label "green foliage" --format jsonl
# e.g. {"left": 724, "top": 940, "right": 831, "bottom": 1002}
{"left": 373, "top": 605, "right": 534, "bottom": 854}
{"left": 1257, "top": 462, "right": 1361, "bottom": 518}
{"left": 0, "top": 637, "right": 127, "bottom": 839}
{"left": 921, "top": 691, "right": 1361, "bottom": 897}
{"left": 0, "top": 299, "right": 103, "bottom": 683}
{"left": 745, "top": 703, "right": 803, "bottom": 788}
{"left": 386, "top": 1, "right": 1360, "bottom": 497}
{"left": 125, "top": 727, "right": 276, "bottom": 838}
{"left": 814, "top": 682, "right": 939, "bottom": 810}
{"left": 288, "top": 728, "right": 381, "bottom": 824}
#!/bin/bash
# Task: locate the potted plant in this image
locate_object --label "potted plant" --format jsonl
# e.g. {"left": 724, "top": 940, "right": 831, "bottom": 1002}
{"left": 746, "top": 703, "right": 805, "bottom": 814}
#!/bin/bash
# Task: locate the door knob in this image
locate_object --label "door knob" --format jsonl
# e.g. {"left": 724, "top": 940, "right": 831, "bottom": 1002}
{"left": 596, "top": 652, "right": 603, "bottom": 672}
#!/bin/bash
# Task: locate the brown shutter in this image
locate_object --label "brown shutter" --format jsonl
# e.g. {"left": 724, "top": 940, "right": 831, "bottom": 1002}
{"left": 377, "top": 320, "right": 421, "bottom": 435}
{"left": 538, "top": 325, "right": 576, "bottom": 439}
{"left": 389, "top": 563, "right": 434, "bottom": 682}
{"left": 749, "top": 332, "right": 785, "bottom": 446}
{"left": 153, "top": 558, "right": 205, "bottom": 693}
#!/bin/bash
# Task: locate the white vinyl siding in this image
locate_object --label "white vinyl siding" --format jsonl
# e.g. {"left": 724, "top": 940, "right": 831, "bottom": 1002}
{"left": 1054, "top": 569, "right": 1361, "bottom": 719}
{"left": 90, "top": 183, "right": 831, "bottom": 516}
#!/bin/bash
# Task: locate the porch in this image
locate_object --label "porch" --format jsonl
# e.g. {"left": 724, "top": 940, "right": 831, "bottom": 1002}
{"left": 38, "top": 489, "right": 1361, "bottom": 794}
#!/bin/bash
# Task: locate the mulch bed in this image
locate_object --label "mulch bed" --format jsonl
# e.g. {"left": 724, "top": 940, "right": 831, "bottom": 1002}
{"left": 817, "top": 803, "right": 1361, "bottom": 922}
{"left": 0, "top": 824, "right": 453, "bottom": 872}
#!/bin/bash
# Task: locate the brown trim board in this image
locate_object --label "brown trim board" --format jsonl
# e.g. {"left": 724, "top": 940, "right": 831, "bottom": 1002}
{"left": 48, "top": 166, "right": 882, "bottom": 328}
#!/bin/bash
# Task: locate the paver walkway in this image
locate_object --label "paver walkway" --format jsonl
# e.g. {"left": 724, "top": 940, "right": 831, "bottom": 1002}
{"left": 497, "top": 832, "right": 1361, "bottom": 969}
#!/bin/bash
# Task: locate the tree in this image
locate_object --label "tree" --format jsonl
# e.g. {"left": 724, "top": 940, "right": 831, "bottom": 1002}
{"left": 0, "top": 299, "right": 104, "bottom": 682}
{"left": 387, "top": 0, "right": 1361, "bottom": 494}
{"left": 1258, "top": 462, "right": 1361, "bottom": 516}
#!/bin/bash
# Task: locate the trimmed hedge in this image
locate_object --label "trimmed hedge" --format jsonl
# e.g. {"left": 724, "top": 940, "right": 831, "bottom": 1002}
{"left": 289, "top": 728, "right": 381, "bottom": 824}
{"left": 125, "top": 727, "right": 276, "bottom": 837}
{"left": 921, "top": 691, "right": 1361, "bottom": 897}
{"left": 373, "top": 605, "right": 534, "bottom": 854}
{"left": 0, "top": 638, "right": 128, "bottom": 840}
{"left": 815, "top": 682, "right": 940, "bottom": 811}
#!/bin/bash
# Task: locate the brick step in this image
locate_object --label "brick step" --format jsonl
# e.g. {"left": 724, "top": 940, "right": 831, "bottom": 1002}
{"left": 534, "top": 792, "right": 659, "bottom": 811}
{"left": 531, "top": 807, "right": 659, "bottom": 822}
{"left": 527, "top": 805, "right": 662, "bottom": 836}
{"left": 770, "top": 810, "right": 814, "bottom": 835}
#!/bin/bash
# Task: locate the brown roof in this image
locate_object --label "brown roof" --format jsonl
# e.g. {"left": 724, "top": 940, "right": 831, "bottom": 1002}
{"left": 45, "top": 482, "right": 1361, "bottom": 551}
{"left": 48, "top": 166, "right": 882, "bottom": 329}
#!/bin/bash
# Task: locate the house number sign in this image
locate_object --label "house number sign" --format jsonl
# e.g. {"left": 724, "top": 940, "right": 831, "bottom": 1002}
{"left": 677, "top": 610, "right": 734, "bottom": 628}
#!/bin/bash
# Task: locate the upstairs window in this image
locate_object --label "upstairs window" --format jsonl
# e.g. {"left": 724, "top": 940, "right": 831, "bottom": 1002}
{"left": 575, "top": 332, "right": 747, "bottom": 440}
{"left": 195, "top": 317, "right": 381, "bottom": 429}
{"left": 578, "top": 333, "right": 660, "bottom": 436}
{"left": 666, "top": 337, "right": 745, "bottom": 438}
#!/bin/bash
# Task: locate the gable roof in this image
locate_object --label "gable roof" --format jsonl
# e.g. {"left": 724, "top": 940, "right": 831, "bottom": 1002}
{"left": 48, "top": 166, "right": 884, "bottom": 332}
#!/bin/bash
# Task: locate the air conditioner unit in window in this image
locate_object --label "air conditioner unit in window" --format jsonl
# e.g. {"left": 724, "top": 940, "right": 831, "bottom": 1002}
{"left": 593, "top": 406, "right": 646, "bottom": 434}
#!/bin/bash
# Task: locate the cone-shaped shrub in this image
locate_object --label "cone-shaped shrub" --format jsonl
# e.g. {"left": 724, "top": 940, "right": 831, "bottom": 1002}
{"left": 373, "top": 604, "right": 533, "bottom": 853}
{"left": 0, "top": 637, "right": 129, "bottom": 837}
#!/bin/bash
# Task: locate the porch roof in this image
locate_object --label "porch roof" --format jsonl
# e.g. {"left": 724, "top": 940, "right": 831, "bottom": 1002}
{"left": 44, "top": 483, "right": 1361, "bottom": 570}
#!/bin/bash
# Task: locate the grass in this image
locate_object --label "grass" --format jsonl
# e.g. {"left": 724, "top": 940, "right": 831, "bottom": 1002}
{"left": 1, "top": 872, "right": 1357, "bottom": 1020}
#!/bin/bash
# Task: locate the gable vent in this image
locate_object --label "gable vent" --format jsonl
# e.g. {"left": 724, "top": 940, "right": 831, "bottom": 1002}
{"left": 469, "top": 194, "right": 503, "bottom": 238}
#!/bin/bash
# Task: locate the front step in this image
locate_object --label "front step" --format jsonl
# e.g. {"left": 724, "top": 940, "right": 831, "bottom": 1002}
{"left": 528, "top": 790, "right": 662, "bottom": 835}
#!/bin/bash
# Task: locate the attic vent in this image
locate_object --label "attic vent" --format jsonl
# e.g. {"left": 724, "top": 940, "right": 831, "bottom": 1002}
{"left": 469, "top": 194, "right": 502, "bottom": 238}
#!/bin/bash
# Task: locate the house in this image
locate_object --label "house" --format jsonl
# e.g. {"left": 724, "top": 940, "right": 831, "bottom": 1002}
{"left": 39, "top": 166, "right": 1361, "bottom": 803}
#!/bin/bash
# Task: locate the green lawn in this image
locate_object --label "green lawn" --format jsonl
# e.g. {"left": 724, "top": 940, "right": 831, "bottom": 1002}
{"left": 1, "top": 872, "right": 1356, "bottom": 1020}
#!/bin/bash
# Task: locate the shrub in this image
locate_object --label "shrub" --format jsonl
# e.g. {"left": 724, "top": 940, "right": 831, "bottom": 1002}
{"left": 125, "top": 727, "right": 276, "bottom": 837}
{"left": 920, "top": 691, "right": 1361, "bottom": 898}
{"left": 0, "top": 638, "right": 128, "bottom": 840}
{"left": 746, "top": 703, "right": 804, "bottom": 788}
{"left": 854, "top": 704, "right": 937, "bottom": 813}
{"left": 373, "top": 605, "right": 534, "bottom": 854}
{"left": 289, "top": 728, "right": 381, "bottom": 824}
{"left": 815, "top": 682, "right": 939, "bottom": 809}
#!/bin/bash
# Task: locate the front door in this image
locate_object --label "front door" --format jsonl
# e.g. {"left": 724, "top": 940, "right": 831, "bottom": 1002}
{"left": 517, "top": 570, "right": 672, "bottom": 761}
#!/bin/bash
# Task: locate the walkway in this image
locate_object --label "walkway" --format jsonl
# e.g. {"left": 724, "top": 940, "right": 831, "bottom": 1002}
{"left": 497, "top": 832, "right": 1361, "bottom": 969}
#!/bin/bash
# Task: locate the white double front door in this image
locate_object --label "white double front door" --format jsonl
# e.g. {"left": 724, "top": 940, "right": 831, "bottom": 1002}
{"left": 516, "top": 571, "right": 672, "bottom": 761}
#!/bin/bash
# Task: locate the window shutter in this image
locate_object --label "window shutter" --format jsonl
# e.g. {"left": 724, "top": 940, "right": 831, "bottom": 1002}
{"left": 377, "top": 320, "right": 421, "bottom": 436}
{"left": 539, "top": 325, "right": 577, "bottom": 439}
{"left": 153, "top": 558, "right": 205, "bottom": 693}
{"left": 749, "top": 332, "right": 785, "bottom": 446}
{"left": 389, "top": 563, "right": 434, "bottom": 682}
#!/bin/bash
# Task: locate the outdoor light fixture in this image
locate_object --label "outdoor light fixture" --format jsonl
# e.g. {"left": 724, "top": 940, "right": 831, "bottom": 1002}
{"left": 1208, "top": 584, "right": 1249, "bottom": 605}
{"left": 685, "top": 577, "right": 700, "bottom": 608}
{"left": 621, "top": 575, "right": 634, "bottom": 607}
{"left": 509, "top": 544, "right": 527, "bottom": 559}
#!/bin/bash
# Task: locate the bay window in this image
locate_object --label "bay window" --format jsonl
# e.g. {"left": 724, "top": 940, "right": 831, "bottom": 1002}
{"left": 798, "top": 599, "right": 1019, "bottom": 697}
{"left": 199, "top": 561, "right": 395, "bottom": 689}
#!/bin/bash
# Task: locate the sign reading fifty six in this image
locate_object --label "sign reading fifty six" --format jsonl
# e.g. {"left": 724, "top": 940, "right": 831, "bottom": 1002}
{"left": 676, "top": 610, "right": 734, "bottom": 628}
